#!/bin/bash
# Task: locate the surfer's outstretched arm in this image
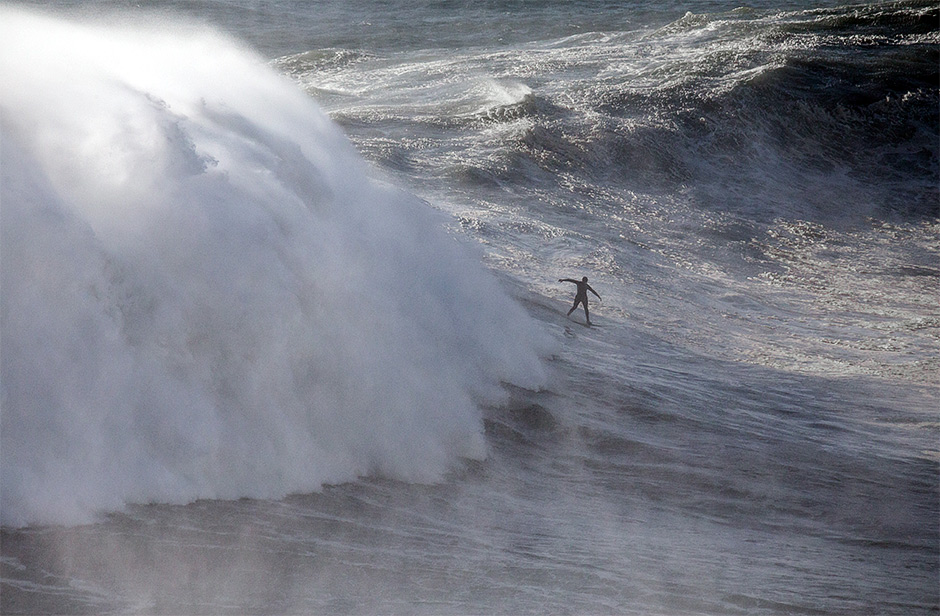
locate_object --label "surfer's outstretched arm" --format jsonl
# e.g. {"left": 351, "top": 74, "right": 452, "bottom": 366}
{"left": 559, "top": 278, "right": 579, "bottom": 284}
{"left": 587, "top": 285, "right": 601, "bottom": 300}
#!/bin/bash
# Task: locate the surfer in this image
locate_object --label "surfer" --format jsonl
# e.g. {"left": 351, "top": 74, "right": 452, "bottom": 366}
{"left": 559, "top": 276, "right": 600, "bottom": 325}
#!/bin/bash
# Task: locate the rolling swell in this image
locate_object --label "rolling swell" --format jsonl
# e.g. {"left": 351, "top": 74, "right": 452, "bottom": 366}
{"left": 445, "top": 1, "right": 940, "bottom": 221}
{"left": 781, "top": 0, "right": 939, "bottom": 37}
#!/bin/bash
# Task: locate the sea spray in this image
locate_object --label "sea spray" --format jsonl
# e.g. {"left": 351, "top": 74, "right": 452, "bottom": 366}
{"left": 0, "top": 8, "right": 548, "bottom": 528}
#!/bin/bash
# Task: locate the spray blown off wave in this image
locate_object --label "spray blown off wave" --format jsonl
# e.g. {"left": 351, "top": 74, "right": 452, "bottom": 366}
{"left": 0, "top": 8, "right": 548, "bottom": 528}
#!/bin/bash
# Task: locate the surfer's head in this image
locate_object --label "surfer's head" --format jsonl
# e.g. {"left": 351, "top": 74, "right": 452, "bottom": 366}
{"left": 582, "top": 276, "right": 588, "bottom": 282}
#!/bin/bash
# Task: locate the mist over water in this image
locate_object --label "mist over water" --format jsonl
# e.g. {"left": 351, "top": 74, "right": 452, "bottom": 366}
{"left": 0, "top": 7, "right": 547, "bottom": 527}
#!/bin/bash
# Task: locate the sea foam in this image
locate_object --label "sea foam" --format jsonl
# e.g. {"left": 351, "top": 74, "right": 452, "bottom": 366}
{"left": 0, "top": 8, "right": 548, "bottom": 527}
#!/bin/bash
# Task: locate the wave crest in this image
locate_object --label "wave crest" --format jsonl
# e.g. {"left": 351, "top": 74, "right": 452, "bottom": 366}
{"left": 0, "top": 8, "right": 548, "bottom": 528}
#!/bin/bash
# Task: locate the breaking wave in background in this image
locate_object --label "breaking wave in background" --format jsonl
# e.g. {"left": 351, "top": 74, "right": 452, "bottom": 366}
{"left": 0, "top": 8, "right": 549, "bottom": 528}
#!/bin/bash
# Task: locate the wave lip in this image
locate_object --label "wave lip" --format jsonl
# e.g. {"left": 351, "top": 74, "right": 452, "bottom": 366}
{"left": 0, "top": 8, "right": 548, "bottom": 528}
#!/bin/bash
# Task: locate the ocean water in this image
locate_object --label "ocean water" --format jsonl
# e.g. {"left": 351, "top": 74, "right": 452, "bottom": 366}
{"left": 1, "top": 1, "right": 937, "bottom": 614}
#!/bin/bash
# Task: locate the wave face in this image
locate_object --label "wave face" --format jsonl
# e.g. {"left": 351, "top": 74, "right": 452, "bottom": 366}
{"left": 281, "top": 0, "right": 937, "bottom": 385}
{"left": 0, "top": 8, "right": 548, "bottom": 527}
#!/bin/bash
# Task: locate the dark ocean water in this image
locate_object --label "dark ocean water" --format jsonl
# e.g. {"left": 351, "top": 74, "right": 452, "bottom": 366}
{"left": 1, "top": 1, "right": 938, "bottom": 614}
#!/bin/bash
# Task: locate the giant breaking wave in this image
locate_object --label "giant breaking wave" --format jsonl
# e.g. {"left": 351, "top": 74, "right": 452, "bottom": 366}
{"left": 0, "top": 8, "right": 548, "bottom": 527}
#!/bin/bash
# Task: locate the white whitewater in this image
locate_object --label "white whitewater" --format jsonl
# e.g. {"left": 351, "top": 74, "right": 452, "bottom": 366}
{"left": 0, "top": 8, "right": 549, "bottom": 527}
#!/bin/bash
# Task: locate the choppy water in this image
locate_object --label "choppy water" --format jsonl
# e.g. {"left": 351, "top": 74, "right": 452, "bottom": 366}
{"left": 2, "top": 1, "right": 938, "bottom": 614}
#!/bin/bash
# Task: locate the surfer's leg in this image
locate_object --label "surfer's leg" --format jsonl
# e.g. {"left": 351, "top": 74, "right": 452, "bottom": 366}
{"left": 583, "top": 302, "right": 591, "bottom": 325}
{"left": 567, "top": 299, "right": 580, "bottom": 317}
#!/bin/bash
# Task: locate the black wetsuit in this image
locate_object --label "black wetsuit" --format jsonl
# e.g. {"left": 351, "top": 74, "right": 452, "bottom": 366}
{"left": 559, "top": 278, "right": 600, "bottom": 324}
